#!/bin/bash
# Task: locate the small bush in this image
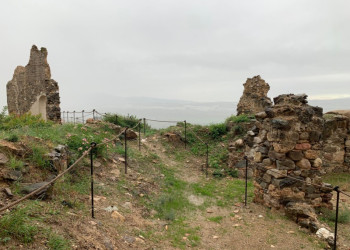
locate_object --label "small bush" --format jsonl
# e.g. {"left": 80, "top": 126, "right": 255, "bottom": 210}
{"left": 212, "top": 169, "right": 225, "bottom": 178}
{"left": 226, "top": 169, "right": 238, "bottom": 178}
{"left": 103, "top": 113, "right": 143, "bottom": 129}
{"left": 208, "top": 123, "right": 227, "bottom": 140}
{"left": 225, "top": 114, "right": 253, "bottom": 124}
{"left": 0, "top": 207, "right": 37, "bottom": 243}
{"left": 5, "top": 134, "right": 19, "bottom": 142}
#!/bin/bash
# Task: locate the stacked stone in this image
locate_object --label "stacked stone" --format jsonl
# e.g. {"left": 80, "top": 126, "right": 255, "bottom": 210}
{"left": 6, "top": 45, "right": 61, "bottom": 122}
{"left": 228, "top": 120, "right": 256, "bottom": 178}
{"left": 236, "top": 75, "right": 272, "bottom": 116}
{"left": 252, "top": 94, "right": 333, "bottom": 229}
{"left": 322, "top": 114, "right": 350, "bottom": 172}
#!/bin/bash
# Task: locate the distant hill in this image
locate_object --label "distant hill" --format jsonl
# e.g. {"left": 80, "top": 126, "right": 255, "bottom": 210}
{"left": 63, "top": 94, "right": 350, "bottom": 128}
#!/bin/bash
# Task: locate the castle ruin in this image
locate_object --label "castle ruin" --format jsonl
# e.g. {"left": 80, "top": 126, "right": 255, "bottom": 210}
{"left": 6, "top": 45, "right": 61, "bottom": 122}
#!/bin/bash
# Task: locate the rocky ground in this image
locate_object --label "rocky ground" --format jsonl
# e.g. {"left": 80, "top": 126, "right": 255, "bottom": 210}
{"left": 1, "top": 132, "right": 350, "bottom": 249}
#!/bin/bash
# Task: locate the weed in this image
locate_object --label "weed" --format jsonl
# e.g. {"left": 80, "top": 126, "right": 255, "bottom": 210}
{"left": 8, "top": 156, "right": 25, "bottom": 170}
{"left": 208, "top": 216, "right": 224, "bottom": 223}
{"left": 5, "top": 134, "right": 19, "bottom": 142}
{"left": 319, "top": 205, "right": 350, "bottom": 224}
{"left": 208, "top": 123, "right": 227, "bottom": 139}
{"left": 225, "top": 114, "right": 253, "bottom": 124}
{"left": 47, "top": 233, "right": 71, "bottom": 250}
{"left": 0, "top": 207, "right": 37, "bottom": 243}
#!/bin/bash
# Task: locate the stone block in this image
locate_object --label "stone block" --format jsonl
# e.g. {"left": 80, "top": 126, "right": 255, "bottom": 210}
{"left": 304, "top": 150, "right": 318, "bottom": 160}
{"left": 268, "top": 150, "right": 286, "bottom": 161}
{"left": 276, "top": 159, "right": 295, "bottom": 170}
{"left": 254, "top": 152, "right": 263, "bottom": 163}
{"left": 296, "top": 158, "right": 311, "bottom": 170}
{"left": 288, "top": 150, "right": 303, "bottom": 161}
{"left": 295, "top": 143, "right": 311, "bottom": 150}
{"left": 267, "top": 169, "right": 287, "bottom": 178}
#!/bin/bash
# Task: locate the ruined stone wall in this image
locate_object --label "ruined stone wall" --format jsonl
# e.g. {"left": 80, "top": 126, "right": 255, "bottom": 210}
{"left": 6, "top": 45, "right": 61, "bottom": 122}
{"left": 251, "top": 94, "right": 333, "bottom": 229}
{"left": 321, "top": 114, "right": 350, "bottom": 173}
{"left": 236, "top": 75, "right": 272, "bottom": 115}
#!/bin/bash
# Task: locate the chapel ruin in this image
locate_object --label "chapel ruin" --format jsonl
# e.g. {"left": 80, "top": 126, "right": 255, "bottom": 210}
{"left": 6, "top": 45, "right": 61, "bottom": 122}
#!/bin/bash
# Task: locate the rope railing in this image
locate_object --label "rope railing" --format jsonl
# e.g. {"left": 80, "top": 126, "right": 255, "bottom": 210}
{"left": 145, "top": 118, "right": 183, "bottom": 123}
{"left": 0, "top": 148, "right": 91, "bottom": 214}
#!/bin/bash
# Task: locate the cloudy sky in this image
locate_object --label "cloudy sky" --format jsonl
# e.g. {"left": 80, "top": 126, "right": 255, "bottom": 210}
{"left": 1, "top": 0, "right": 349, "bottom": 119}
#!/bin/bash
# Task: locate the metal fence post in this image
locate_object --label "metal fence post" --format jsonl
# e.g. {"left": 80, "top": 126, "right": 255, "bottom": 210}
{"left": 138, "top": 120, "right": 141, "bottom": 151}
{"left": 334, "top": 186, "right": 340, "bottom": 250}
{"left": 244, "top": 156, "right": 248, "bottom": 207}
{"left": 93, "top": 109, "right": 96, "bottom": 120}
{"left": 82, "top": 110, "right": 85, "bottom": 124}
{"left": 124, "top": 127, "right": 128, "bottom": 174}
{"left": 73, "top": 111, "right": 76, "bottom": 125}
{"left": 184, "top": 120, "right": 187, "bottom": 149}
{"left": 206, "top": 143, "right": 209, "bottom": 178}
{"left": 90, "top": 142, "right": 97, "bottom": 218}
{"left": 143, "top": 118, "right": 146, "bottom": 135}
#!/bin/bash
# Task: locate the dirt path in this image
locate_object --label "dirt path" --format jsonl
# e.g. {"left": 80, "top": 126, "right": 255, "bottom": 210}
{"left": 140, "top": 135, "right": 327, "bottom": 250}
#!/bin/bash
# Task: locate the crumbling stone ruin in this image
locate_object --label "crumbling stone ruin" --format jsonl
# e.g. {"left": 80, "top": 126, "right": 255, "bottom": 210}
{"left": 230, "top": 76, "right": 350, "bottom": 234}
{"left": 236, "top": 75, "right": 272, "bottom": 115}
{"left": 6, "top": 45, "right": 61, "bottom": 122}
{"left": 251, "top": 94, "right": 333, "bottom": 230}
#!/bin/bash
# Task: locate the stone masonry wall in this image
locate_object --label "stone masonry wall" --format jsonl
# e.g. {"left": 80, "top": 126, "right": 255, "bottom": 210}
{"left": 6, "top": 45, "right": 61, "bottom": 122}
{"left": 251, "top": 94, "right": 333, "bottom": 229}
{"left": 236, "top": 75, "right": 272, "bottom": 115}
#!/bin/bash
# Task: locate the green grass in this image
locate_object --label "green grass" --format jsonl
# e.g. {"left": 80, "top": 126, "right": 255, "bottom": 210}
{"left": 319, "top": 204, "right": 350, "bottom": 225}
{"left": 8, "top": 156, "right": 25, "bottom": 170}
{"left": 191, "top": 179, "right": 253, "bottom": 207}
{"left": 0, "top": 206, "right": 38, "bottom": 244}
{"left": 166, "top": 219, "right": 200, "bottom": 249}
{"left": 225, "top": 114, "right": 253, "bottom": 124}
{"left": 47, "top": 233, "right": 71, "bottom": 250}
{"left": 151, "top": 164, "right": 192, "bottom": 221}
{"left": 208, "top": 216, "right": 224, "bottom": 223}
{"left": 322, "top": 173, "right": 350, "bottom": 191}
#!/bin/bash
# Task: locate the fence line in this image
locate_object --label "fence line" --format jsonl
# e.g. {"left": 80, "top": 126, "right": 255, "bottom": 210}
{"left": 3, "top": 110, "right": 349, "bottom": 249}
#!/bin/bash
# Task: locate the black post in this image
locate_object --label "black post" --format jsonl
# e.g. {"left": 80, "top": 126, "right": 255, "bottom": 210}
{"left": 124, "top": 127, "right": 128, "bottom": 174}
{"left": 90, "top": 142, "right": 97, "bottom": 218}
{"left": 67, "top": 111, "right": 69, "bottom": 123}
{"left": 184, "top": 120, "right": 187, "bottom": 149}
{"left": 82, "top": 110, "right": 85, "bottom": 124}
{"left": 73, "top": 111, "right": 76, "bottom": 125}
{"left": 206, "top": 143, "right": 209, "bottom": 178}
{"left": 93, "top": 109, "right": 96, "bottom": 120}
{"left": 143, "top": 118, "right": 146, "bottom": 135}
{"left": 244, "top": 156, "right": 248, "bottom": 207}
{"left": 334, "top": 186, "right": 340, "bottom": 250}
{"left": 138, "top": 120, "right": 141, "bottom": 151}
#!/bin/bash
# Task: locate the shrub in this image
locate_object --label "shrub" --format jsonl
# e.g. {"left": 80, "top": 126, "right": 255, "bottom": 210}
{"left": 225, "top": 114, "right": 253, "bottom": 124}
{"left": 103, "top": 113, "right": 142, "bottom": 129}
{"left": 208, "top": 123, "right": 227, "bottom": 140}
{"left": 5, "top": 134, "right": 19, "bottom": 142}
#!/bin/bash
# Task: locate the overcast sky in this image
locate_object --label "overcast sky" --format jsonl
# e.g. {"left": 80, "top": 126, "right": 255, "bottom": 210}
{"left": 1, "top": 0, "right": 349, "bottom": 113}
